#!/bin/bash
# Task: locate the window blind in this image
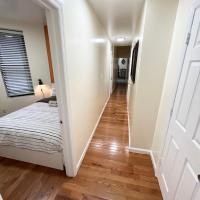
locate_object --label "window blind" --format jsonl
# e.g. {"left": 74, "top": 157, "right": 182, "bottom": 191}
{"left": 0, "top": 29, "right": 34, "bottom": 97}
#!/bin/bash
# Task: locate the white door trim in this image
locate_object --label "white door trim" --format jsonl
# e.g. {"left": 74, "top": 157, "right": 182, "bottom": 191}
{"left": 157, "top": 0, "right": 200, "bottom": 198}
{"left": 157, "top": 1, "right": 195, "bottom": 172}
{"left": 34, "top": 0, "right": 76, "bottom": 177}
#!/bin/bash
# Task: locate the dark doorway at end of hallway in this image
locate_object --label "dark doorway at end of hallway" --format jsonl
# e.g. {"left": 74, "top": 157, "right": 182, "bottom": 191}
{"left": 112, "top": 46, "right": 131, "bottom": 93}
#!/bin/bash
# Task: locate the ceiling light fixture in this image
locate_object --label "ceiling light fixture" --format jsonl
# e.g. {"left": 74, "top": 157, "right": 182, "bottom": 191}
{"left": 116, "top": 37, "right": 126, "bottom": 42}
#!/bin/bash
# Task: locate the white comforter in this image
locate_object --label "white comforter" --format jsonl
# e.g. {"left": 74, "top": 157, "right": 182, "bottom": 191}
{"left": 0, "top": 102, "right": 62, "bottom": 153}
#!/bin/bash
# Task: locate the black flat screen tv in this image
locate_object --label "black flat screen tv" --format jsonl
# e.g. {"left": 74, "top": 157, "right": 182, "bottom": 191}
{"left": 131, "top": 41, "right": 139, "bottom": 84}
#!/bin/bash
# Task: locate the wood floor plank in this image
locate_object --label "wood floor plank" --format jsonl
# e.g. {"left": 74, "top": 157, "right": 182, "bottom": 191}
{"left": 0, "top": 85, "right": 162, "bottom": 200}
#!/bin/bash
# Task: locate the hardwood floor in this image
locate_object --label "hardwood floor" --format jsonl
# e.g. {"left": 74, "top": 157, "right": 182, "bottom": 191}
{"left": 0, "top": 85, "right": 162, "bottom": 200}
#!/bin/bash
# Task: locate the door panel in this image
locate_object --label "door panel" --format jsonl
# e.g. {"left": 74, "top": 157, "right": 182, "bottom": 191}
{"left": 162, "top": 138, "right": 180, "bottom": 186}
{"left": 175, "top": 163, "right": 198, "bottom": 200}
{"left": 158, "top": 1, "right": 200, "bottom": 199}
{"left": 194, "top": 187, "right": 200, "bottom": 200}
{"left": 193, "top": 120, "right": 200, "bottom": 145}
{"left": 193, "top": 21, "right": 200, "bottom": 47}
{"left": 176, "top": 62, "right": 200, "bottom": 126}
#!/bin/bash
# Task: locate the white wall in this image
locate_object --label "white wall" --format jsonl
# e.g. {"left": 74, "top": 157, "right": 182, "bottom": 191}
{"left": 152, "top": 0, "right": 194, "bottom": 164}
{"left": 127, "top": 1, "right": 147, "bottom": 147}
{"left": 0, "top": 19, "right": 51, "bottom": 116}
{"left": 62, "top": 0, "right": 111, "bottom": 168}
{"left": 128, "top": 0, "right": 178, "bottom": 149}
{"left": 111, "top": 45, "right": 117, "bottom": 93}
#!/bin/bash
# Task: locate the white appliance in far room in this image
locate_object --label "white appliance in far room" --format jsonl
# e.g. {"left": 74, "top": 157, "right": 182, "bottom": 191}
{"left": 118, "top": 58, "right": 128, "bottom": 69}
{"left": 117, "top": 58, "right": 129, "bottom": 82}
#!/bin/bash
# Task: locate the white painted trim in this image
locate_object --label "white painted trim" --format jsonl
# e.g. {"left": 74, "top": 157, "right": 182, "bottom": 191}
{"left": 129, "top": 147, "right": 151, "bottom": 154}
{"left": 157, "top": 0, "right": 196, "bottom": 168}
{"left": 76, "top": 96, "right": 110, "bottom": 171}
{"left": 155, "top": 2, "right": 198, "bottom": 199}
{"left": 35, "top": 0, "right": 76, "bottom": 177}
{"left": 150, "top": 151, "right": 158, "bottom": 176}
{"left": 156, "top": 169, "right": 168, "bottom": 200}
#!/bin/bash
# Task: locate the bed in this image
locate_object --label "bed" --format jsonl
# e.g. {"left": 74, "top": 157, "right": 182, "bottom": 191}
{"left": 0, "top": 100, "right": 64, "bottom": 170}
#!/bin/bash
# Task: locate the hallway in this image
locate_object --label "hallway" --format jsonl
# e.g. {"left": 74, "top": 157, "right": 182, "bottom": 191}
{"left": 0, "top": 85, "right": 162, "bottom": 200}
{"left": 57, "top": 85, "right": 162, "bottom": 199}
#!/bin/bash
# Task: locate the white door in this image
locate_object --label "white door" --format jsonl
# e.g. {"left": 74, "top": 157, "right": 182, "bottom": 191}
{"left": 158, "top": 1, "right": 200, "bottom": 199}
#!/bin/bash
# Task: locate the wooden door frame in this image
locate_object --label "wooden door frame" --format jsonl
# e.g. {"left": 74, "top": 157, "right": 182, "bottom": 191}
{"left": 34, "top": 0, "right": 76, "bottom": 177}
{"left": 44, "top": 25, "right": 54, "bottom": 83}
{"left": 157, "top": 0, "right": 199, "bottom": 196}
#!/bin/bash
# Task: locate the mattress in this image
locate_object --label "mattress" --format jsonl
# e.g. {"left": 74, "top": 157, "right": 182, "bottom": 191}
{"left": 0, "top": 102, "right": 62, "bottom": 153}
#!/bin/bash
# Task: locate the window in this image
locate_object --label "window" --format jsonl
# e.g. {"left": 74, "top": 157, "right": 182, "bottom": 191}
{"left": 0, "top": 29, "right": 34, "bottom": 97}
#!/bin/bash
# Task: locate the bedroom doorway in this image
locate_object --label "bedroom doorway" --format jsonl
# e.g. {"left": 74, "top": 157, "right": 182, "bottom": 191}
{"left": 0, "top": 0, "right": 74, "bottom": 177}
{"left": 34, "top": 0, "right": 75, "bottom": 176}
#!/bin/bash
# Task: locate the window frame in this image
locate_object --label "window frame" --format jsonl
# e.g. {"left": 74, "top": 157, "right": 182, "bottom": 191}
{"left": 0, "top": 29, "right": 34, "bottom": 98}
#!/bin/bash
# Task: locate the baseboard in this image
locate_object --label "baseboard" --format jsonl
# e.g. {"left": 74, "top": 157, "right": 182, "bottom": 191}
{"left": 76, "top": 96, "right": 110, "bottom": 172}
{"left": 150, "top": 151, "right": 158, "bottom": 176}
{"left": 129, "top": 147, "right": 151, "bottom": 155}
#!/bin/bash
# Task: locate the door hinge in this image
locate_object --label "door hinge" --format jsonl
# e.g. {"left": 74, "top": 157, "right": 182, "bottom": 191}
{"left": 186, "top": 32, "right": 191, "bottom": 45}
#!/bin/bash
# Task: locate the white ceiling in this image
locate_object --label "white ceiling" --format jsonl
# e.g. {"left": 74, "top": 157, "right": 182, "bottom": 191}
{"left": 88, "top": 0, "right": 145, "bottom": 45}
{"left": 0, "top": 0, "right": 45, "bottom": 24}
{"left": 0, "top": 0, "right": 144, "bottom": 44}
